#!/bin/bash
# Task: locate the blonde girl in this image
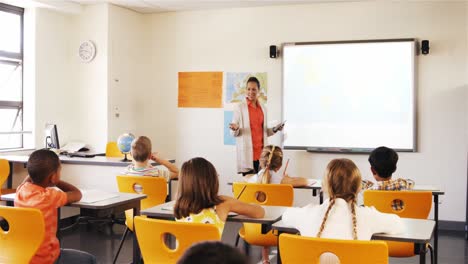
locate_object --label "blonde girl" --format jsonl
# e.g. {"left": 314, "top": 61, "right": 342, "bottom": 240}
{"left": 282, "top": 159, "right": 403, "bottom": 262}
{"left": 247, "top": 145, "right": 308, "bottom": 187}
{"left": 246, "top": 145, "right": 308, "bottom": 264}
{"left": 174, "top": 157, "right": 264, "bottom": 234}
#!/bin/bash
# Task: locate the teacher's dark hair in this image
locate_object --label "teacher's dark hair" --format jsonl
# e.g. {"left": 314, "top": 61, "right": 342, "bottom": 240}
{"left": 246, "top": 76, "right": 260, "bottom": 89}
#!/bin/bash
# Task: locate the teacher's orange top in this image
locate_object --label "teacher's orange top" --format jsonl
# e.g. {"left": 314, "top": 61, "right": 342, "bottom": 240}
{"left": 247, "top": 98, "right": 264, "bottom": 161}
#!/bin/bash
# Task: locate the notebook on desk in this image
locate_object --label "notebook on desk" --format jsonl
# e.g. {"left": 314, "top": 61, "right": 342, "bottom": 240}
{"left": 66, "top": 152, "right": 96, "bottom": 158}
{"left": 79, "top": 189, "right": 119, "bottom": 203}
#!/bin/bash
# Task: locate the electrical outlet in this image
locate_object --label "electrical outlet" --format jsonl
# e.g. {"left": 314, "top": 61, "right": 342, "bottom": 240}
{"left": 114, "top": 106, "right": 120, "bottom": 118}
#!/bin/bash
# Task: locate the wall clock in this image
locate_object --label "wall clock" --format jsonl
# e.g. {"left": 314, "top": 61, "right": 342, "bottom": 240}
{"left": 78, "top": 40, "right": 96, "bottom": 63}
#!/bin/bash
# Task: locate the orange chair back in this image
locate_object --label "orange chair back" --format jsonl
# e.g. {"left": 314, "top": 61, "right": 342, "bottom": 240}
{"left": 116, "top": 175, "right": 167, "bottom": 231}
{"left": 0, "top": 206, "right": 45, "bottom": 263}
{"left": 363, "top": 190, "right": 432, "bottom": 218}
{"left": 232, "top": 182, "right": 294, "bottom": 206}
{"left": 134, "top": 217, "right": 221, "bottom": 264}
{"left": 363, "top": 190, "right": 433, "bottom": 257}
{"left": 106, "top": 142, "right": 124, "bottom": 158}
{"left": 233, "top": 182, "right": 294, "bottom": 246}
{"left": 0, "top": 159, "right": 15, "bottom": 195}
{"left": 279, "top": 233, "right": 388, "bottom": 264}
{"left": 0, "top": 159, "right": 9, "bottom": 194}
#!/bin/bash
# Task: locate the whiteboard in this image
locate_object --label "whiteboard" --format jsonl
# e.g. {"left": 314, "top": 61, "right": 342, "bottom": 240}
{"left": 282, "top": 39, "right": 416, "bottom": 152}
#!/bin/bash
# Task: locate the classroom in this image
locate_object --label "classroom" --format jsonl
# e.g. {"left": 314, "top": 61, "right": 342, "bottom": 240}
{"left": 0, "top": 0, "right": 467, "bottom": 263}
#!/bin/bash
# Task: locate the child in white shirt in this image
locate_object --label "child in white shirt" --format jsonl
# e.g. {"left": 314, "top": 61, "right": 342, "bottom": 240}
{"left": 282, "top": 158, "right": 403, "bottom": 263}
{"left": 246, "top": 145, "right": 308, "bottom": 186}
{"left": 245, "top": 145, "right": 308, "bottom": 264}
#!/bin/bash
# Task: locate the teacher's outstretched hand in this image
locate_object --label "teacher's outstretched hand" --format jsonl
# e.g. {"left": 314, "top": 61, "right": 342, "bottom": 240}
{"left": 229, "top": 123, "right": 239, "bottom": 131}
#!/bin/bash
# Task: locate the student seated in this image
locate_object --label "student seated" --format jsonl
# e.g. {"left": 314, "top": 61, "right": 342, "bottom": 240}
{"left": 14, "top": 149, "right": 96, "bottom": 264}
{"left": 244, "top": 145, "right": 308, "bottom": 263}
{"left": 363, "top": 146, "right": 415, "bottom": 210}
{"left": 245, "top": 145, "right": 308, "bottom": 187}
{"left": 177, "top": 241, "right": 250, "bottom": 264}
{"left": 124, "top": 136, "right": 179, "bottom": 180}
{"left": 282, "top": 159, "right": 403, "bottom": 263}
{"left": 174, "top": 157, "right": 264, "bottom": 235}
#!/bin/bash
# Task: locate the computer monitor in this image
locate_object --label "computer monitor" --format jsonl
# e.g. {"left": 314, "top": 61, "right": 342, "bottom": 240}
{"left": 45, "top": 124, "right": 60, "bottom": 149}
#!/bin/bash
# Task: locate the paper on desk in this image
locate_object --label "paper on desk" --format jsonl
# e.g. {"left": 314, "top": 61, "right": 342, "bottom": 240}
{"left": 61, "top": 142, "right": 87, "bottom": 153}
{"left": 79, "top": 189, "right": 119, "bottom": 203}
{"left": 162, "top": 205, "right": 237, "bottom": 216}
{"left": 1, "top": 193, "right": 16, "bottom": 201}
{"left": 307, "top": 179, "right": 317, "bottom": 186}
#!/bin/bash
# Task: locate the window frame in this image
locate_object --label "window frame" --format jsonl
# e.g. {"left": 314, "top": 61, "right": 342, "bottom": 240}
{"left": 0, "top": 2, "right": 25, "bottom": 150}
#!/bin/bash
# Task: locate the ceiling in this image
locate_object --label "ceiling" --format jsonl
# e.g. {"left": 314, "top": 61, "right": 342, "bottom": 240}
{"left": 68, "top": 0, "right": 364, "bottom": 14}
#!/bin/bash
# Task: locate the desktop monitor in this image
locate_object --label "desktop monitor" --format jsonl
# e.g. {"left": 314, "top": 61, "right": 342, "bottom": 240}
{"left": 45, "top": 124, "right": 60, "bottom": 149}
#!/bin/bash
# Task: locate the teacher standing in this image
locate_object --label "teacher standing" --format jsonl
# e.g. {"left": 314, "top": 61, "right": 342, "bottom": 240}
{"left": 229, "top": 77, "right": 284, "bottom": 175}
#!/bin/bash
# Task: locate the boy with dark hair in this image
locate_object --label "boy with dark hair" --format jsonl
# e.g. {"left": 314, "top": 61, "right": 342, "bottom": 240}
{"left": 364, "top": 146, "right": 414, "bottom": 210}
{"left": 368, "top": 146, "right": 399, "bottom": 179}
{"left": 14, "top": 149, "right": 96, "bottom": 264}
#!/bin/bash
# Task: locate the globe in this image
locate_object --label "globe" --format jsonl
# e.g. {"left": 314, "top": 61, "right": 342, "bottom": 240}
{"left": 117, "top": 133, "right": 135, "bottom": 161}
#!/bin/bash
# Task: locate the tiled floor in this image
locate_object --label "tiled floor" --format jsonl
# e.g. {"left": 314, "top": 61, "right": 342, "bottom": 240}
{"left": 61, "top": 221, "right": 468, "bottom": 264}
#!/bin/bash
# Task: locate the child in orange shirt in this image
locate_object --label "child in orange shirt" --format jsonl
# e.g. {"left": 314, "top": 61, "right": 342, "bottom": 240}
{"left": 14, "top": 149, "right": 96, "bottom": 264}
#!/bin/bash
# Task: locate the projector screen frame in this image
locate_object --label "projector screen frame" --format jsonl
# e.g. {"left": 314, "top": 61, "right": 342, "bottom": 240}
{"left": 281, "top": 38, "right": 418, "bottom": 153}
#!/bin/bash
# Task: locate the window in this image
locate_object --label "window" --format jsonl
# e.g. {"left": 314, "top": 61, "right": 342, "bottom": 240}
{"left": 0, "top": 3, "right": 24, "bottom": 150}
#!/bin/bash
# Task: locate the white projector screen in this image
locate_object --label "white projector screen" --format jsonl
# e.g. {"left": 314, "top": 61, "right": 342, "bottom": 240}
{"left": 282, "top": 39, "right": 416, "bottom": 152}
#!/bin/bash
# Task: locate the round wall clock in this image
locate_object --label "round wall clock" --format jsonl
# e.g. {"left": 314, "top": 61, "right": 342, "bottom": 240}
{"left": 78, "top": 40, "right": 96, "bottom": 63}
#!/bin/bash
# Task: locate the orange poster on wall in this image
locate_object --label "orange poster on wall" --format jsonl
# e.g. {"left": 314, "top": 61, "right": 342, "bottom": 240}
{"left": 178, "top": 72, "right": 223, "bottom": 108}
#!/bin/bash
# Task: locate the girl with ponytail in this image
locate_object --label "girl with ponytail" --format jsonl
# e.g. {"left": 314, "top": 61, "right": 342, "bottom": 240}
{"left": 244, "top": 145, "right": 308, "bottom": 264}
{"left": 282, "top": 159, "right": 403, "bottom": 263}
{"left": 245, "top": 145, "right": 308, "bottom": 186}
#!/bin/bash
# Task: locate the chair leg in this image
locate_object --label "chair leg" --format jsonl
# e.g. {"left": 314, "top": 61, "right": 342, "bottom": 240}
{"left": 235, "top": 233, "right": 240, "bottom": 247}
{"left": 427, "top": 243, "right": 434, "bottom": 264}
{"left": 243, "top": 240, "right": 250, "bottom": 256}
{"left": 113, "top": 227, "right": 130, "bottom": 264}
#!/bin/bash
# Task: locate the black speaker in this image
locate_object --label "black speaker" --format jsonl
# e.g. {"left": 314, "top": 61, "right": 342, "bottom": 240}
{"left": 269, "top": 45, "right": 278, "bottom": 58}
{"left": 421, "top": 40, "right": 430, "bottom": 55}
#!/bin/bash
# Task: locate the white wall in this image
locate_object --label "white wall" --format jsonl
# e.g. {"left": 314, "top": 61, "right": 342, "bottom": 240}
{"left": 146, "top": 1, "right": 468, "bottom": 221}
{"left": 68, "top": 4, "right": 109, "bottom": 152}
{"left": 107, "top": 4, "right": 149, "bottom": 142}
{"left": 33, "top": 5, "right": 109, "bottom": 152}
{"left": 34, "top": 8, "right": 77, "bottom": 148}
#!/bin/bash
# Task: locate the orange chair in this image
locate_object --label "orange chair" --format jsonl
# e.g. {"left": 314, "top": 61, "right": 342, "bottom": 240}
{"left": 0, "top": 206, "right": 45, "bottom": 263}
{"left": 232, "top": 183, "right": 294, "bottom": 249}
{"left": 363, "top": 190, "right": 434, "bottom": 263}
{"left": 105, "top": 142, "right": 124, "bottom": 158}
{"left": 0, "top": 159, "right": 15, "bottom": 196}
{"left": 279, "top": 233, "right": 388, "bottom": 264}
{"left": 113, "top": 175, "right": 168, "bottom": 263}
{"left": 134, "top": 217, "right": 221, "bottom": 263}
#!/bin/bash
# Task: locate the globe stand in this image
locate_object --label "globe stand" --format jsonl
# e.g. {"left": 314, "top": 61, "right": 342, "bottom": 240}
{"left": 121, "top": 153, "right": 131, "bottom": 162}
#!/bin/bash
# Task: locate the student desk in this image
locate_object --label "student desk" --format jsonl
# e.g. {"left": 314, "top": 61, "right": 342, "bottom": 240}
{"left": 1, "top": 192, "right": 146, "bottom": 264}
{"left": 141, "top": 200, "right": 288, "bottom": 234}
{"left": 272, "top": 218, "right": 435, "bottom": 264}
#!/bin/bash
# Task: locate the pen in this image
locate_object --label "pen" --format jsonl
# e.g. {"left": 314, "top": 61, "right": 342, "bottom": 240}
{"left": 283, "top": 158, "right": 290, "bottom": 176}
